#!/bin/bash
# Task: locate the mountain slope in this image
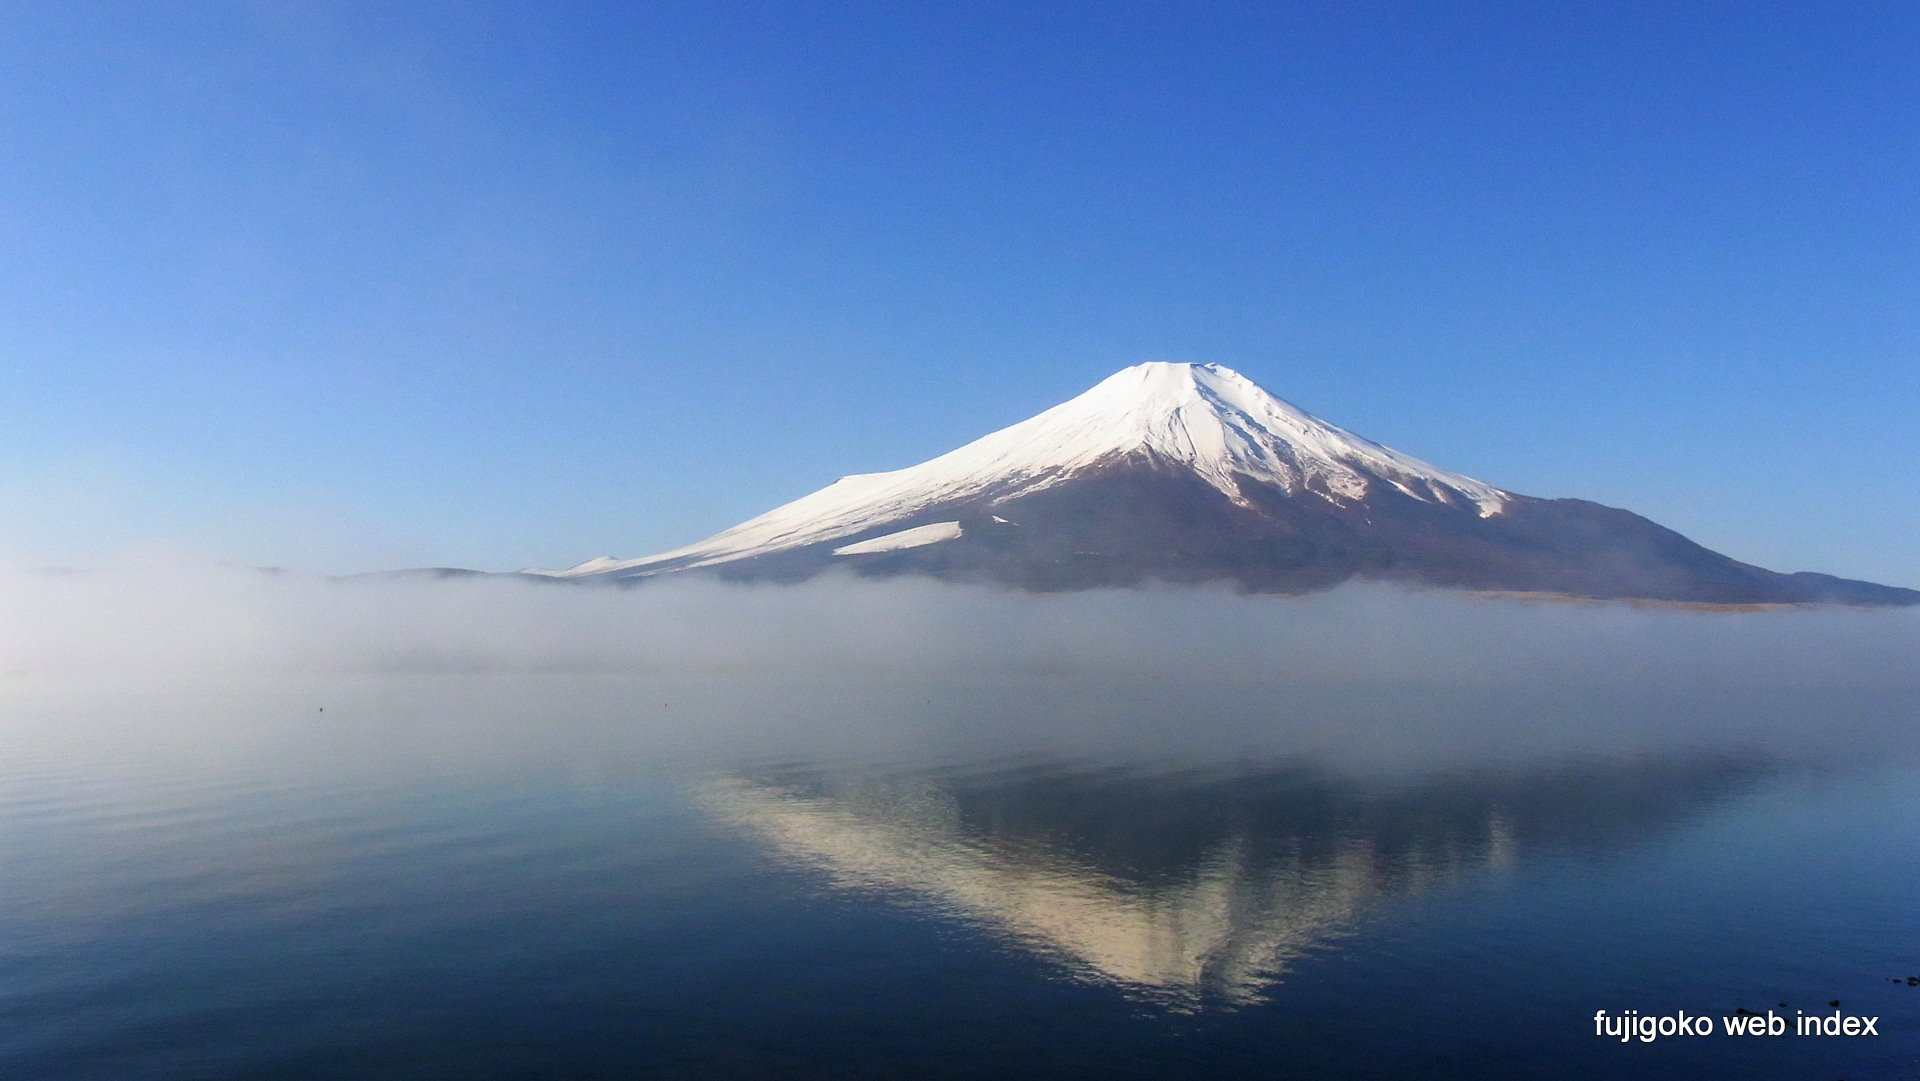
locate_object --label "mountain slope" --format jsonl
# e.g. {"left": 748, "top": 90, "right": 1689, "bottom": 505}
{"left": 537, "top": 362, "right": 1916, "bottom": 605}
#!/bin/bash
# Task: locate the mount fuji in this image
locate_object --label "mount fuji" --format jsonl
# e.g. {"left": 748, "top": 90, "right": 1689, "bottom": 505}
{"left": 534, "top": 362, "right": 1915, "bottom": 604}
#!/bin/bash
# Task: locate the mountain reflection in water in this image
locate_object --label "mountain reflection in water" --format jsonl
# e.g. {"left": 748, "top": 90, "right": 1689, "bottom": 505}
{"left": 697, "top": 754, "right": 1773, "bottom": 1009}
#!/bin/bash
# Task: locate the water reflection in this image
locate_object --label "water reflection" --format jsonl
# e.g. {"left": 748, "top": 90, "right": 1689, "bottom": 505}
{"left": 698, "top": 754, "right": 1774, "bottom": 1008}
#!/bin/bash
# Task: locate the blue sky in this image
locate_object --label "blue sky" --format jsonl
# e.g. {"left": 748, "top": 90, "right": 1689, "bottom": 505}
{"left": 2, "top": 1, "right": 1915, "bottom": 582}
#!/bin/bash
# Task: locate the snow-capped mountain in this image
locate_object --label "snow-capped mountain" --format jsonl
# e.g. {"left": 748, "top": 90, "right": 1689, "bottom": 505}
{"left": 536, "top": 362, "right": 1916, "bottom": 604}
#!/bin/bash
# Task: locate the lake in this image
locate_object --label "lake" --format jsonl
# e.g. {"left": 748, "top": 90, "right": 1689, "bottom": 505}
{"left": 2, "top": 659, "right": 1915, "bottom": 1080}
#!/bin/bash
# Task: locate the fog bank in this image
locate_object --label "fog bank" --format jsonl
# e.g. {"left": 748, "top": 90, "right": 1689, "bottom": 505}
{"left": 4, "top": 562, "right": 1915, "bottom": 688}
{"left": 2, "top": 561, "right": 1916, "bottom": 776}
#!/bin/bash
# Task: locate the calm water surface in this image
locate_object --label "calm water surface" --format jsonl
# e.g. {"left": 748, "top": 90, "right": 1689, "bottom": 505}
{"left": 2, "top": 673, "right": 1916, "bottom": 1079}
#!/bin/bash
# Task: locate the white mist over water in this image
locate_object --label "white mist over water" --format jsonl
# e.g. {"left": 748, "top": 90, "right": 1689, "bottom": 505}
{"left": 4, "top": 561, "right": 1916, "bottom": 684}
{"left": 2, "top": 560, "right": 1914, "bottom": 776}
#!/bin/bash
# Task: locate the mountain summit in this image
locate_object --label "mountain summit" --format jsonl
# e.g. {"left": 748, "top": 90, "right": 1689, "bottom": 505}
{"left": 540, "top": 362, "right": 1915, "bottom": 604}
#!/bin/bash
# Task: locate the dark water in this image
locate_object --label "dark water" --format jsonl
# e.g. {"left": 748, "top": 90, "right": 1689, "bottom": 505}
{"left": 3, "top": 673, "right": 1917, "bottom": 1080}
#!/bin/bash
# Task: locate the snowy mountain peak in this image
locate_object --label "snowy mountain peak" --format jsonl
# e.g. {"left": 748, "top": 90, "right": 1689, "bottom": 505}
{"left": 542, "top": 361, "right": 1508, "bottom": 579}
{"left": 1036, "top": 360, "right": 1507, "bottom": 512}
{"left": 513, "top": 359, "right": 1920, "bottom": 605}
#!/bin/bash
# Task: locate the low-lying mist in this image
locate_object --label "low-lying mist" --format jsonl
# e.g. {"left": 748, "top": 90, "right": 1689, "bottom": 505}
{"left": 6, "top": 561, "right": 1918, "bottom": 684}
{"left": 2, "top": 561, "right": 1915, "bottom": 775}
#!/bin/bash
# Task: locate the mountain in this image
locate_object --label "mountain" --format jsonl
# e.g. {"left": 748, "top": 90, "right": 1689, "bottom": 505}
{"left": 535, "top": 362, "right": 1917, "bottom": 605}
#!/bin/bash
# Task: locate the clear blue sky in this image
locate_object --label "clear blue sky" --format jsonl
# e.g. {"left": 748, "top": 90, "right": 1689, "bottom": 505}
{"left": 3, "top": 1, "right": 1915, "bottom": 582}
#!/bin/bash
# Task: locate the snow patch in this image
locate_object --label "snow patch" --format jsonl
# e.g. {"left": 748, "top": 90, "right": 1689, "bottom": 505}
{"left": 526, "top": 555, "right": 621, "bottom": 577}
{"left": 832, "top": 521, "right": 963, "bottom": 556}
